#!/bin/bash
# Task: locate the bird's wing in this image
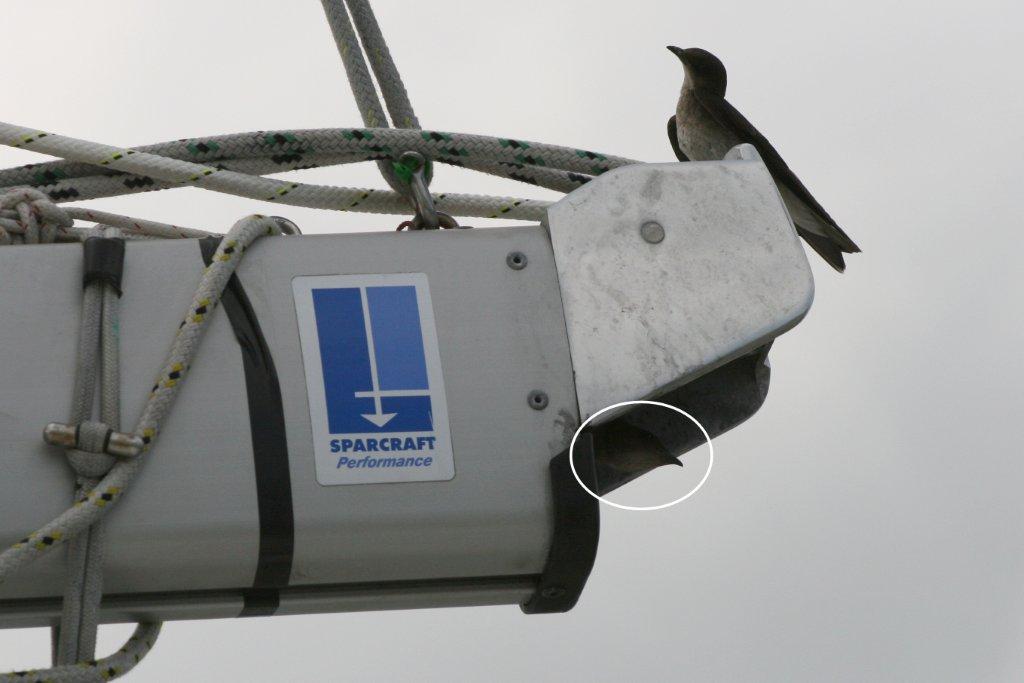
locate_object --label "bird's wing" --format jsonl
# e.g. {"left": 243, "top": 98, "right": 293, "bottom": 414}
{"left": 666, "top": 115, "right": 690, "bottom": 161}
{"left": 693, "top": 90, "right": 859, "bottom": 252}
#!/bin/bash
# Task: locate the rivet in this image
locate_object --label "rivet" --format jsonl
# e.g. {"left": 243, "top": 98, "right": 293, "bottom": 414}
{"left": 640, "top": 221, "right": 665, "bottom": 244}
{"left": 528, "top": 390, "right": 549, "bottom": 410}
{"left": 506, "top": 251, "right": 528, "bottom": 270}
{"left": 541, "top": 586, "right": 566, "bottom": 598}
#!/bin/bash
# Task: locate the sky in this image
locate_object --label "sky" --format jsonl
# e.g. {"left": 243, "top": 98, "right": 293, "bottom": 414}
{"left": 1, "top": 0, "right": 1023, "bottom": 680}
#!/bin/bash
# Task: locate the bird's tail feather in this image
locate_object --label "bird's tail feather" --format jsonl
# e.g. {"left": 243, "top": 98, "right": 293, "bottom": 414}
{"left": 780, "top": 184, "right": 860, "bottom": 255}
{"left": 797, "top": 226, "right": 847, "bottom": 272}
{"left": 823, "top": 222, "right": 861, "bottom": 254}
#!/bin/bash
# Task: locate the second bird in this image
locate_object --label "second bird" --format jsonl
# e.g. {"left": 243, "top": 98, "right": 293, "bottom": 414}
{"left": 667, "top": 46, "right": 860, "bottom": 272}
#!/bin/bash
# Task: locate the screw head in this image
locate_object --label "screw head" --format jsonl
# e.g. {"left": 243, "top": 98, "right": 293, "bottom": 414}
{"left": 528, "top": 390, "right": 549, "bottom": 410}
{"left": 640, "top": 221, "right": 665, "bottom": 244}
{"left": 506, "top": 251, "right": 528, "bottom": 270}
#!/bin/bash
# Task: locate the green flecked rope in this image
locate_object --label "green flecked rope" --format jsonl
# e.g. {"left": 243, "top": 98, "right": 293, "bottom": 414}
{"left": 0, "top": 127, "right": 638, "bottom": 220}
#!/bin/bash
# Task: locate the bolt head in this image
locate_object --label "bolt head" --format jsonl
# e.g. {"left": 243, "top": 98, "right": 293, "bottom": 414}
{"left": 528, "top": 390, "right": 549, "bottom": 410}
{"left": 640, "top": 221, "right": 665, "bottom": 244}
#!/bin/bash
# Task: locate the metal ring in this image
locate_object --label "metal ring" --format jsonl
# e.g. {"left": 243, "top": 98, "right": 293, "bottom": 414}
{"left": 412, "top": 211, "right": 460, "bottom": 230}
{"left": 270, "top": 216, "right": 302, "bottom": 235}
{"left": 397, "top": 151, "right": 462, "bottom": 231}
{"left": 399, "top": 151, "right": 441, "bottom": 229}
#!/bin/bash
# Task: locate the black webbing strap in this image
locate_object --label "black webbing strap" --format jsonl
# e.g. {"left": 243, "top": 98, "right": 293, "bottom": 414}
{"left": 199, "top": 238, "right": 295, "bottom": 617}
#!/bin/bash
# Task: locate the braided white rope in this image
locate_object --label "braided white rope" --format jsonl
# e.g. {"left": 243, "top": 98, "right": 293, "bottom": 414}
{"left": 54, "top": 225, "right": 137, "bottom": 667}
{"left": 0, "top": 190, "right": 203, "bottom": 680}
{"left": 0, "top": 152, "right": 588, "bottom": 210}
{"left": 62, "top": 208, "right": 212, "bottom": 240}
{"left": 0, "top": 199, "right": 281, "bottom": 680}
{"left": 0, "top": 127, "right": 634, "bottom": 189}
{"left": 0, "top": 190, "right": 212, "bottom": 243}
{"left": 0, "top": 623, "right": 161, "bottom": 683}
{"left": 1, "top": 158, "right": 585, "bottom": 212}
{"left": 321, "top": 0, "right": 410, "bottom": 195}
{"left": 345, "top": 0, "right": 420, "bottom": 129}
{"left": 0, "top": 215, "right": 280, "bottom": 579}
{"left": 0, "top": 122, "right": 556, "bottom": 222}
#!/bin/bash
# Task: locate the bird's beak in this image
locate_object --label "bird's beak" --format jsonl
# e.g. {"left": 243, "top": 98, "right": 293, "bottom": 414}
{"left": 667, "top": 45, "right": 687, "bottom": 63}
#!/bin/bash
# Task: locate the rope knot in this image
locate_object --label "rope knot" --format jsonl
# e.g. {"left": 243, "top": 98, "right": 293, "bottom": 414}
{"left": 43, "top": 421, "right": 144, "bottom": 482}
{"left": 66, "top": 421, "right": 118, "bottom": 480}
{"left": 0, "top": 187, "right": 73, "bottom": 245}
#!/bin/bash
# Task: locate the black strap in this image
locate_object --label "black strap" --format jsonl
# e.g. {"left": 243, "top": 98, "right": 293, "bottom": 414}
{"left": 521, "top": 433, "right": 601, "bottom": 614}
{"left": 82, "top": 237, "right": 125, "bottom": 296}
{"left": 199, "top": 238, "right": 295, "bottom": 617}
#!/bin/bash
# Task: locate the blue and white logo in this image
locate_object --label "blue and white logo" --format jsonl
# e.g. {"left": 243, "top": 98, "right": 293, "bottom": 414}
{"left": 293, "top": 273, "right": 454, "bottom": 485}
{"left": 312, "top": 284, "right": 432, "bottom": 433}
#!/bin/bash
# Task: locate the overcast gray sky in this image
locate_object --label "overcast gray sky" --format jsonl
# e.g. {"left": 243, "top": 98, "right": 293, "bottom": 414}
{"left": 1, "top": 0, "right": 1023, "bottom": 680}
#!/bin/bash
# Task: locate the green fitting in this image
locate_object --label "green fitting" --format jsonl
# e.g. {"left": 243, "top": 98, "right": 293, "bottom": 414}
{"left": 392, "top": 152, "right": 433, "bottom": 185}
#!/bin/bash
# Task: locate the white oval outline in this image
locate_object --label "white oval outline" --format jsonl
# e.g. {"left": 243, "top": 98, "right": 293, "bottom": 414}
{"left": 569, "top": 400, "right": 714, "bottom": 511}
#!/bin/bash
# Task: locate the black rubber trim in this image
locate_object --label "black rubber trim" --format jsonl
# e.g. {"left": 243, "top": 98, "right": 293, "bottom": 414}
{"left": 200, "top": 238, "right": 294, "bottom": 617}
{"left": 521, "top": 432, "right": 601, "bottom": 614}
{"left": 82, "top": 237, "right": 125, "bottom": 296}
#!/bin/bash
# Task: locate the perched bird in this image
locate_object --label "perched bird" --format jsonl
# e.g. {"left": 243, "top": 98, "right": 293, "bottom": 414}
{"left": 667, "top": 46, "right": 860, "bottom": 271}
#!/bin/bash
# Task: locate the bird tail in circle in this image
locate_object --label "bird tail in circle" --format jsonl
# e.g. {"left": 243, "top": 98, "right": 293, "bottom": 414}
{"left": 796, "top": 226, "right": 847, "bottom": 272}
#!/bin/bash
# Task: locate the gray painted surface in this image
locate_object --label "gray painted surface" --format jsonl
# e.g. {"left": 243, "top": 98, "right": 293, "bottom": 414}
{"left": 0, "top": 226, "right": 577, "bottom": 625}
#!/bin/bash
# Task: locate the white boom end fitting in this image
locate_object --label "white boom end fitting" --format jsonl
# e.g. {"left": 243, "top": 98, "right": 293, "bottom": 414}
{"left": 547, "top": 144, "right": 815, "bottom": 424}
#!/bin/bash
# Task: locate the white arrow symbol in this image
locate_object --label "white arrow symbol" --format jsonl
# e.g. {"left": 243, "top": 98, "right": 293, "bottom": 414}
{"left": 361, "top": 411, "right": 396, "bottom": 428}
{"left": 358, "top": 287, "right": 397, "bottom": 428}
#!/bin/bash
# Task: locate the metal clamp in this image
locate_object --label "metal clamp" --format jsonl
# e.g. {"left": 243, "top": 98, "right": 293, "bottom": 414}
{"left": 43, "top": 422, "right": 144, "bottom": 459}
{"left": 395, "top": 151, "right": 459, "bottom": 230}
